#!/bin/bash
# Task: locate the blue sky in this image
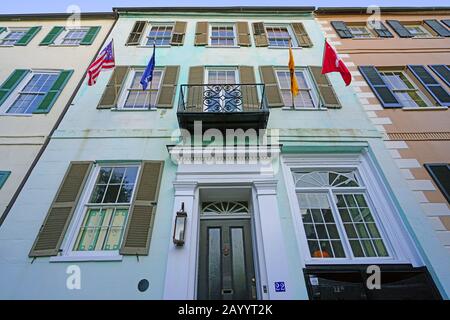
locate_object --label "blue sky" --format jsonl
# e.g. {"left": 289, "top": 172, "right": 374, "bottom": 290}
{"left": 1, "top": 1, "right": 446, "bottom": 14}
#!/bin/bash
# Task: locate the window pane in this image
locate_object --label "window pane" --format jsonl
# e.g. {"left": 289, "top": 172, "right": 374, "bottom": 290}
{"left": 336, "top": 193, "right": 388, "bottom": 258}
{"left": 210, "top": 25, "right": 235, "bottom": 47}
{"left": 146, "top": 25, "right": 173, "bottom": 46}
{"left": 297, "top": 192, "right": 345, "bottom": 258}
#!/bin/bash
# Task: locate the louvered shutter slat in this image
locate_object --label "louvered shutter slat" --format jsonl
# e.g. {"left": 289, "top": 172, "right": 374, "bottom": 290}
{"left": 156, "top": 66, "right": 180, "bottom": 108}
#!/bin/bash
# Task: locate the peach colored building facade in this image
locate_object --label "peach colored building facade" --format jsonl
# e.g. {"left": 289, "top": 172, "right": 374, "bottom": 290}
{"left": 316, "top": 7, "right": 450, "bottom": 255}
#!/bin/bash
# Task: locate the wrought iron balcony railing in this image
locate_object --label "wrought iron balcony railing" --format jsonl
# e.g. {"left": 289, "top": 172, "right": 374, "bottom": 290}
{"left": 178, "top": 83, "right": 268, "bottom": 113}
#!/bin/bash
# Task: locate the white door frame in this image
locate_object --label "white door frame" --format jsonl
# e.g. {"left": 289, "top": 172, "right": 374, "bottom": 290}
{"left": 163, "top": 156, "right": 293, "bottom": 299}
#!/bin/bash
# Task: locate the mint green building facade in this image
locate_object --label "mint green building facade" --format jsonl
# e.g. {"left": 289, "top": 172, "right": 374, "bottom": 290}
{"left": 0, "top": 7, "right": 449, "bottom": 300}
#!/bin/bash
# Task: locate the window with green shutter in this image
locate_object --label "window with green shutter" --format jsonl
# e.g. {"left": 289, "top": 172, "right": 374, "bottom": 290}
{"left": 0, "top": 69, "right": 73, "bottom": 115}
{"left": 40, "top": 26, "right": 65, "bottom": 45}
{"left": 40, "top": 26, "right": 100, "bottom": 46}
{"left": 0, "top": 171, "right": 11, "bottom": 189}
{"left": 0, "top": 27, "right": 41, "bottom": 46}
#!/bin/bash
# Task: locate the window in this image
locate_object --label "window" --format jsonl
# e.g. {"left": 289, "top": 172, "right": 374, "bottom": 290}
{"left": 146, "top": 24, "right": 173, "bottom": 46}
{"left": 276, "top": 68, "right": 319, "bottom": 108}
{"left": 4, "top": 71, "right": 59, "bottom": 114}
{"left": 60, "top": 28, "right": 89, "bottom": 45}
{"left": 210, "top": 24, "right": 236, "bottom": 46}
{"left": 205, "top": 68, "right": 240, "bottom": 112}
{"left": 73, "top": 165, "right": 139, "bottom": 252}
{"left": 294, "top": 170, "right": 390, "bottom": 260}
{"left": 404, "top": 24, "right": 433, "bottom": 38}
{"left": 120, "top": 69, "right": 163, "bottom": 109}
{"left": 0, "top": 28, "right": 29, "bottom": 45}
{"left": 0, "top": 171, "right": 10, "bottom": 189}
{"left": 425, "top": 164, "right": 450, "bottom": 204}
{"left": 347, "top": 25, "right": 374, "bottom": 38}
{"left": 265, "top": 25, "right": 295, "bottom": 47}
{"left": 379, "top": 70, "right": 431, "bottom": 108}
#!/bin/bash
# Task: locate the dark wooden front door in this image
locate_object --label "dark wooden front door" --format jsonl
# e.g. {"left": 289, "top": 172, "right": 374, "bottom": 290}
{"left": 198, "top": 219, "right": 257, "bottom": 300}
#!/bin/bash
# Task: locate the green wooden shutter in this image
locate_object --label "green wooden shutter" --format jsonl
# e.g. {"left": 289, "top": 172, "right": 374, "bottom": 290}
{"left": 252, "top": 22, "right": 268, "bottom": 47}
{"left": 170, "top": 21, "right": 187, "bottom": 46}
{"left": 195, "top": 22, "right": 208, "bottom": 46}
{"left": 15, "top": 26, "right": 41, "bottom": 46}
{"left": 0, "top": 69, "right": 30, "bottom": 106}
{"left": 40, "top": 26, "right": 64, "bottom": 45}
{"left": 156, "top": 66, "right": 180, "bottom": 108}
{"left": 187, "top": 66, "right": 204, "bottom": 112}
{"left": 259, "top": 66, "right": 284, "bottom": 108}
{"left": 120, "top": 161, "right": 164, "bottom": 256}
{"left": 308, "top": 66, "right": 341, "bottom": 109}
{"left": 0, "top": 27, "right": 6, "bottom": 35}
{"left": 29, "top": 162, "right": 93, "bottom": 257}
{"left": 423, "top": 20, "right": 450, "bottom": 37}
{"left": 331, "top": 21, "right": 353, "bottom": 38}
{"left": 239, "top": 66, "right": 259, "bottom": 110}
{"left": 373, "top": 22, "right": 394, "bottom": 38}
{"left": 237, "top": 21, "right": 251, "bottom": 47}
{"left": 33, "top": 70, "right": 73, "bottom": 114}
{"left": 97, "top": 66, "right": 129, "bottom": 109}
{"left": 408, "top": 65, "right": 450, "bottom": 107}
{"left": 359, "top": 66, "right": 401, "bottom": 108}
{"left": 291, "top": 23, "right": 312, "bottom": 47}
{"left": 126, "top": 21, "right": 146, "bottom": 46}
{"left": 0, "top": 171, "right": 11, "bottom": 189}
{"left": 429, "top": 65, "right": 450, "bottom": 87}
{"left": 386, "top": 20, "right": 413, "bottom": 38}
{"left": 80, "top": 26, "right": 101, "bottom": 45}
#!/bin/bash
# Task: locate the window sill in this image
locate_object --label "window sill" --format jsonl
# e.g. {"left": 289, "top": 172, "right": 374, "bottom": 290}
{"left": 111, "top": 107, "right": 157, "bottom": 112}
{"left": 49, "top": 44, "right": 81, "bottom": 47}
{"left": 0, "top": 113, "right": 33, "bottom": 117}
{"left": 137, "top": 45, "right": 171, "bottom": 48}
{"left": 206, "top": 45, "right": 240, "bottom": 48}
{"left": 304, "top": 257, "right": 406, "bottom": 265}
{"left": 282, "top": 106, "right": 327, "bottom": 111}
{"left": 50, "top": 255, "right": 123, "bottom": 263}
{"left": 402, "top": 106, "right": 448, "bottom": 111}
{"left": 268, "top": 46, "right": 302, "bottom": 49}
{"left": 0, "top": 45, "right": 15, "bottom": 47}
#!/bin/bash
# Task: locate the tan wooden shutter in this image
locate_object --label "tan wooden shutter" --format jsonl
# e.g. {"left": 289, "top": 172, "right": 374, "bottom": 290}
{"left": 252, "top": 22, "right": 268, "bottom": 47}
{"left": 308, "top": 66, "right": 341, "bottom": 109}
{"left": 187, "top": 66, "right": 204, "bottom": 111}
{"left": 29, "top": 162, "right": 93, "bottom": 257}
{"left": 291, "top": 23, "right": 312, "bottom": 47}
{"left": 170, "top": 21, "right": 187, "bottom": 46}
{"left": 126, "top": 21, "right": 147, "bottom": 45}
{"left": 259, "top": 66, "right": 283, "bottom": 107}
{"left": 237, "top": 21, "right": 251, "bottom": 47}
{"left": 239, "top": 66, "right": 259, "bottom": 110}
{"left": 120, "top": 161, "right": 164, "bottom": 255}
{"left": 97, "top": 66, "right": 129, "bottom": 109}
{"left": 156, "top": 66, "right": 180, "bottom": 108}
{"left": 195, "top": 22, "right": 208, "bottom": 46}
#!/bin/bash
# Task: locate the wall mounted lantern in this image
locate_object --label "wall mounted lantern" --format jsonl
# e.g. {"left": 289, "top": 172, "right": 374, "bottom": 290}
{"left": 173, "top": 202, "right": 187, "bottom": 246}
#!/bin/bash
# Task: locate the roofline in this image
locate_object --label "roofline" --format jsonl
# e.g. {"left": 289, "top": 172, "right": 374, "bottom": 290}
{"left": 315, "top": 7, "right": 450, "bottom": 15}
{"left": 113, "top": 6, "right": 316, "bottom": 14}
{"left": 0, "top": 12, "right": 116, "bottom": 21}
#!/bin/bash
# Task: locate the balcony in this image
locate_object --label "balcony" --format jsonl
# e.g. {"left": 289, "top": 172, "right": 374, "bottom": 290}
{"left": 177, "top": 83, "right": 269, "bottom": 133}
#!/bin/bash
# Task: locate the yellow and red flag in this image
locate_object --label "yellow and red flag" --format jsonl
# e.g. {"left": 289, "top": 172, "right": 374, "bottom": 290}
{"left": 288, "top": 40, "right": 299, "bottom": 97}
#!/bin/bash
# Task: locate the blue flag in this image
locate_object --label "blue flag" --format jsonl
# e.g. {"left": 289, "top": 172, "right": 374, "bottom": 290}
{"left": 140, "top": 43, "right": 156, "bottom": 90}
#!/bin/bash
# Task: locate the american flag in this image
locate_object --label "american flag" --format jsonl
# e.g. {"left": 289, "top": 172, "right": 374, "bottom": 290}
{"left": 87, "top": 40, "right": 115, "bottom": 86}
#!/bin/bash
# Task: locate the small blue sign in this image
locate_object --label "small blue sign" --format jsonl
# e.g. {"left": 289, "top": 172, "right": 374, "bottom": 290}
{"left": 274, "top": 282, "right": 286, "bottom": 292}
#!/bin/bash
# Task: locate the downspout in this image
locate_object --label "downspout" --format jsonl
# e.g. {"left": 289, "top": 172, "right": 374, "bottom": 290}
{"left": 0, "top": 12, "right": 119, "bottom": 227}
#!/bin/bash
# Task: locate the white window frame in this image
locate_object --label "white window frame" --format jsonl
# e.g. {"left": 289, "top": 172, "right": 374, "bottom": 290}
{"left": 140, "top": 22, "right": 174, "bottom": 47}
{"left": 404, "top": 24, "right": 434, "bottom": 38}
{"left": 281, "top": 152, "right": 422, "bottom": 266}
{"left": 208, "top": 23, "right": 238, "bottom": 47}
{"left": 116, "top": 68, "right": 164, "bottom": 110}
{"left": 0, "top": 27, "right": 30, "bottom": 46}
{"left": 347, "top": 25, "right": 375, "bottom": 39}
{"left": 265, "top": 24, "right": 298, "bottom": 48}
{"left": 379, "top": 69, "right": 434, "bottom": 108}
{"left": 275, "top": 67, "right": 320, "bottom": 109}
{"left": 52, "top": 163, "right": 141, "bottom": 262}
{"left": 53, "top": 27, "right": 90, "bottom": 46}
{"left": 0, "top": 69, "right": 61, "bottom": 116}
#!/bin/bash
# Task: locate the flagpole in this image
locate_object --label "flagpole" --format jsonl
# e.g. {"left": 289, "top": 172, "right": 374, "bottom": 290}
{"left": 148, "top": 41, "right": 155, "bottom": 110}
{"left": 289, "top": 39, "right": 294, "bottom": 109}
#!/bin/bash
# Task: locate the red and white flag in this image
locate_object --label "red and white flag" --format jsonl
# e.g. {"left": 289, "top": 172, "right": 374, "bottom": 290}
{"left": 321, "top": 40, "right": 352, "bottom": 86}
{"left": 87, "top": 40, "right": 115, "bottom": 86}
